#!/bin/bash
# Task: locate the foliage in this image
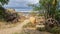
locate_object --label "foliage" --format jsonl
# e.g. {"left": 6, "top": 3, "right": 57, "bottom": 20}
{"left": 36, "top": 27, "right": 45, "bottom": 31}
{"left": 55, "top": 10, "right": 60, "bottom": 23}
{"left": 13, "top": 32, "right": 19, "bottom": 34}
{"left": 0, "top": 0, "right": 9, "bottom": 20}
{"left": 29, "top": 0, "right": 60, "bottom": 33}
{"left": 0, "top": 7, "right": 5, "bottom": 20}
{"left": 4, "top": 9, "right": 20, "bottom": 22}
{"left": 49, "top": 26, "right": 60, "bottom": 34}
{"left": 29, "top": 0, "right": 60, "bottom": 18}
{"left": 38, "top": 14, "right": 44, "bottom": 16}
{"left": 0, "top": 0, "right": 9, "bottom": 6}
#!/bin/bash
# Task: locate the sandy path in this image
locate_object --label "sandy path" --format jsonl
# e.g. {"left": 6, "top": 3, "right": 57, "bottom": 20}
{"left": 0, "top": 19, "right": 30, "bottom": 34}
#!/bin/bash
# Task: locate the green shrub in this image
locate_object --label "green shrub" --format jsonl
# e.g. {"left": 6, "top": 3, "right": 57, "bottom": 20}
{"left": 14, "top": 32, "right": 18, "bottom": 34}
{"left": 49, "top": 26, "right": 60, "bottom": 34}
{"left": 36, "top": 27, "right": 45, "bottom": 31}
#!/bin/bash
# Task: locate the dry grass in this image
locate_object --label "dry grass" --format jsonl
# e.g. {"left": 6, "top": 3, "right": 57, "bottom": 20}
{"left": 0, "top": 21, "right": 22, "bottom": 29}
{"left": 0, "top": 16, "right": 26, "bottom": 30}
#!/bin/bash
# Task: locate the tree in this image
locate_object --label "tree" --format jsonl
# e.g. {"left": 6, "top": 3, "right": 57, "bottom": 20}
{"left": 0, "top": 0, "right": 9, "bottom": 7}
{"left": 29, "top": 0, "right": 60, "bottom": 19}
{"left": 29, "top": 0, "right": 60, "bottom": 32}
{"left": 55, "top": 10, "right": 60, "bottom": 23}
{"left": 0, "top": 0, "right": 9, "bottom": 20}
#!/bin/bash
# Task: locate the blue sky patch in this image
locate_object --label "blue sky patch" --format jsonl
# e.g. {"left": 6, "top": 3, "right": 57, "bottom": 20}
{"left": 4, "top": 0, "right": 39, "bottom": 12}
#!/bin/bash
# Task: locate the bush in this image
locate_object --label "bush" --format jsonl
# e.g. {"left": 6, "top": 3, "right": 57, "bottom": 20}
{"left": 36, "top": 27, "right": 45, "bottom": 31}
{"left": 0, "top": 7, "right": 5, "bottom": 20}
{"left": 49, "top": 26, "right": 60, "bottom": 34}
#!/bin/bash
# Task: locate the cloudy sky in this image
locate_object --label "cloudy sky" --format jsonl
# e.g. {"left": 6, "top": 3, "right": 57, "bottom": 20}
{"left": 4, "top": 0, "right": 39, "bottom": 12}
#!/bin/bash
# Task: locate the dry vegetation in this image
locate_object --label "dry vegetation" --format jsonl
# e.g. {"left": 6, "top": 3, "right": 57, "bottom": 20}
{"left": 0, "top": 21, "right": 21, "bottom": 29}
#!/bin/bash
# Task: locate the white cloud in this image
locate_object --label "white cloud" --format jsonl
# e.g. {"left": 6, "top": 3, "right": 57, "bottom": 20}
{"left": 4, "top": 0, "right": 39, "bottom": 11}
{"left": 4, "top": 0, "right": 38, "bottom": 7}
{"left": 26, "top": 0, "right": 39, "bottom": 4}
{"left": 9, "top": 0, "right": 39, "bottom": 4}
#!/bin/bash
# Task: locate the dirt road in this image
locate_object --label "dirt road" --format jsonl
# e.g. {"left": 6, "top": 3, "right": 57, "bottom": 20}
{"left": 0, "top": 19, "right": 30, "bottom": 34}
